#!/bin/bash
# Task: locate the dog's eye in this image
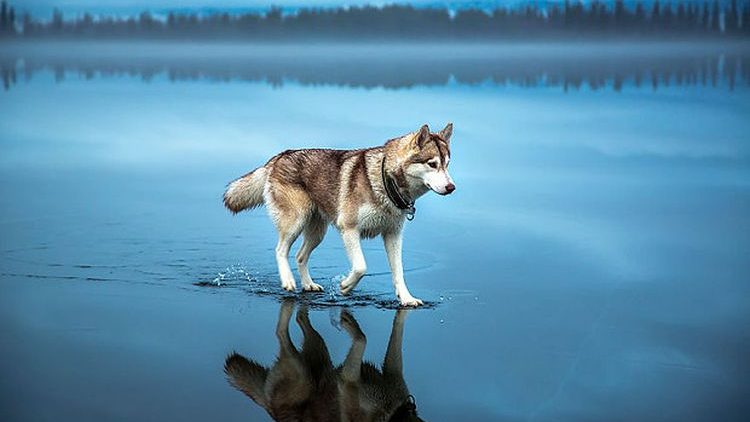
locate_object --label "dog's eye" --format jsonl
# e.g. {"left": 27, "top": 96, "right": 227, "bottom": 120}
{"left": 427, "top": 161, "right": 438, "bottom": 169}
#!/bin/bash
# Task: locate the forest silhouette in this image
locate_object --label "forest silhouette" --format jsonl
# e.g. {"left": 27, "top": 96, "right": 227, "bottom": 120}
{"left": 1, "top": 0, "right": 749, "bottom": 40}
{"left": 2, "top": 43, "right": 747, "bottom": 91}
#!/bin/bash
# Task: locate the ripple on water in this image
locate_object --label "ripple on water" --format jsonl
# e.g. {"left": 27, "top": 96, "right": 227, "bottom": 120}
{"left": 193, "top": 263, "right": 439, "bottom": 310}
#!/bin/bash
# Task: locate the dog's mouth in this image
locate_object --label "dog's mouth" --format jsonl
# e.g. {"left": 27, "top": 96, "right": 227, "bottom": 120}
{"left": 426, "top": 183, "right": 450, "bottom": 196}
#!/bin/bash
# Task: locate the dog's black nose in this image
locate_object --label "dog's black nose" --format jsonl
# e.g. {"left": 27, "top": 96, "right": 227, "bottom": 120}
{"left": 445, "top": 183, "right": 455, "bottom": 194}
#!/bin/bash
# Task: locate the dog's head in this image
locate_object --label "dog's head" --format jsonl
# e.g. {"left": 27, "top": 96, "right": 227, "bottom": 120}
{"left": 401, "top": 123, "right": 455, "bottom": 196}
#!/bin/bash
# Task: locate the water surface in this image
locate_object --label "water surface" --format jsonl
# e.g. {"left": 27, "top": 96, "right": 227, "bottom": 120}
{"left": 1, "top": 42, "right": 749, "bottom": 421}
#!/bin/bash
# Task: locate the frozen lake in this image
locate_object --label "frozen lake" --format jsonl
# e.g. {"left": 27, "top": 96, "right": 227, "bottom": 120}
{"left": 1, "top": 42, "right": 749, "bottom": 421}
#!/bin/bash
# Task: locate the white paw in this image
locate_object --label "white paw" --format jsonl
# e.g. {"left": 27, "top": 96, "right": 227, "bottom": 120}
{"left": 339, "top": 282, "right": 354, "bottom": 295}
{"left": 399, "top": 296, "right": 424, "bottom": 307}
{"left": 303, "top": 282, "right": 324, "bottom": 292}
{"left": 281, "top": 280, "right": 297, "bottom": 292}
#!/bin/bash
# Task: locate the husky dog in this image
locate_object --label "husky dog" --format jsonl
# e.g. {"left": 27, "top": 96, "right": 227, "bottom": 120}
{"left": 223, "top": 123, "right": 455, "bottom": 306}
{"left": 224, "top": 301, "right": 424, "bottom": 421}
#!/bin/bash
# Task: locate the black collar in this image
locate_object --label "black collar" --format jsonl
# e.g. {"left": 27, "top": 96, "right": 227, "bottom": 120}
{"left": 381, "top": 156, "right": 416, "bottom": 220}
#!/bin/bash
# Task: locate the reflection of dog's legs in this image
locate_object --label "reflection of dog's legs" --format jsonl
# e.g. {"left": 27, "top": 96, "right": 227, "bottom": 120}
{"left": 266, "top": 301, "right": 313, "bottom": 410}
{"left": 340, "top": 229, "right": 367, "bottom": 295}
{"left": 296, "top": 216, "right": 326, "bottom": 292}
{"left": 297, "top": 305, "right": 333, "bottom": 379}
{"left": 276, "top": 300, "right": 299, "bottom": 356}
{"left": 383, "top": 309, "right": 408, "bottom": 376}
{"left": 340, "top": 310, "right": 366, "bottom": 382}
{"left": 338, "top": 310, "right": 366, "bottom": 420}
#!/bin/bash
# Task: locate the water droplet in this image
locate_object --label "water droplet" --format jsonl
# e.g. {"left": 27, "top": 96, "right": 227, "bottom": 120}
{"left": 439, "top": 319, "right": 444, "bottom": 324}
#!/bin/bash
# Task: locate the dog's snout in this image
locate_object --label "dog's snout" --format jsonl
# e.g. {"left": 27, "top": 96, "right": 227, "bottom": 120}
{"left": 445, "top": 183, "right": 456, "bottom": 194}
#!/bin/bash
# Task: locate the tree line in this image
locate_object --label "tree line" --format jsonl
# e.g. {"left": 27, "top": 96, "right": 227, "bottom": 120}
{"left": 4, "top": 48, "right": 746, "bottom": 91}
{"left": 1, "top": 1, "right": 748, "bottom": 40}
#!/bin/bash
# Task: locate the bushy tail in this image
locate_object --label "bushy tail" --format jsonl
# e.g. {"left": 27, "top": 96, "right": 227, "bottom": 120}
{"left": 223, "top": 167, "right": 267, "bottom": 214}
{"left": 224, "top": 352, "right": 268, "bottom": 407}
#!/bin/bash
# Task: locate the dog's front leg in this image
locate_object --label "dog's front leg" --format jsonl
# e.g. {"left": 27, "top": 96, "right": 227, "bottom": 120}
{"left": 383, "top": 230, "right": 423, "bottom": 307}
{"left": 339, "top": 229, "right": 367, "bottom": 295}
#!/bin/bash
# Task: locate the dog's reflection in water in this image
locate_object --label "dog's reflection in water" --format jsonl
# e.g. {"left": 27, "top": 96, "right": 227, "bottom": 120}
{"left": 224, "top": 300, "right": 424, "bottom": 422}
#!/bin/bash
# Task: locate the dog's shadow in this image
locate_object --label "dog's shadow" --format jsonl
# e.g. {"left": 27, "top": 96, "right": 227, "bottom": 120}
{"left": 224, "top": 300, "right": 424, "bottom": 421}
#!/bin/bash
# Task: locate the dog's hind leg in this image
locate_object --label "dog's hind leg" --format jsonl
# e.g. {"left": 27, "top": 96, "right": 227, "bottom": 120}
{"left": 268, "top": 187, "right": 311, "bottom": 292}
{"left": 339, "top": 229, "right": 367, "bottom": 295}
{"left": 296, "top": 214, "right": 326, "bottom": 292}
{"left": 275, "top": 223, "right": 303, "bottom": 292}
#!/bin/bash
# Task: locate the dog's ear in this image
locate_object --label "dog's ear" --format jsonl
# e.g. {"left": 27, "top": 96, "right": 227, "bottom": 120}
{"left": 439, "top": 122, "right": 453, "bottom": 143}
{"left": 414, "top": 124, "right": 430, "bottom": 149}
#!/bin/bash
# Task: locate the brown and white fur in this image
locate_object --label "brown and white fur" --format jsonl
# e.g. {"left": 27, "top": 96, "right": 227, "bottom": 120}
{"left": 224, "top": 300, "right": 423, "bottom": 421}
{"left": 223, "top": 123, "right": 455, "bottom": 307}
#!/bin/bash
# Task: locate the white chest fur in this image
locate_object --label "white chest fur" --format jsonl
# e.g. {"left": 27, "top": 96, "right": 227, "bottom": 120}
{"left": 356, "top": 203, "right": 403, "bottom": 238}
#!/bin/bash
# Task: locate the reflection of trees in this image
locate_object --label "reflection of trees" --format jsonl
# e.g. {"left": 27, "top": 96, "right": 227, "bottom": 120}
{"left": 1, "top": 61, "right": 15, "bottom": 90}
{"left": 3, "top": 1, "right": 750, "bottom": 40}
{"left": 1, "top": 50, "right": 747, "bottom": 92}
